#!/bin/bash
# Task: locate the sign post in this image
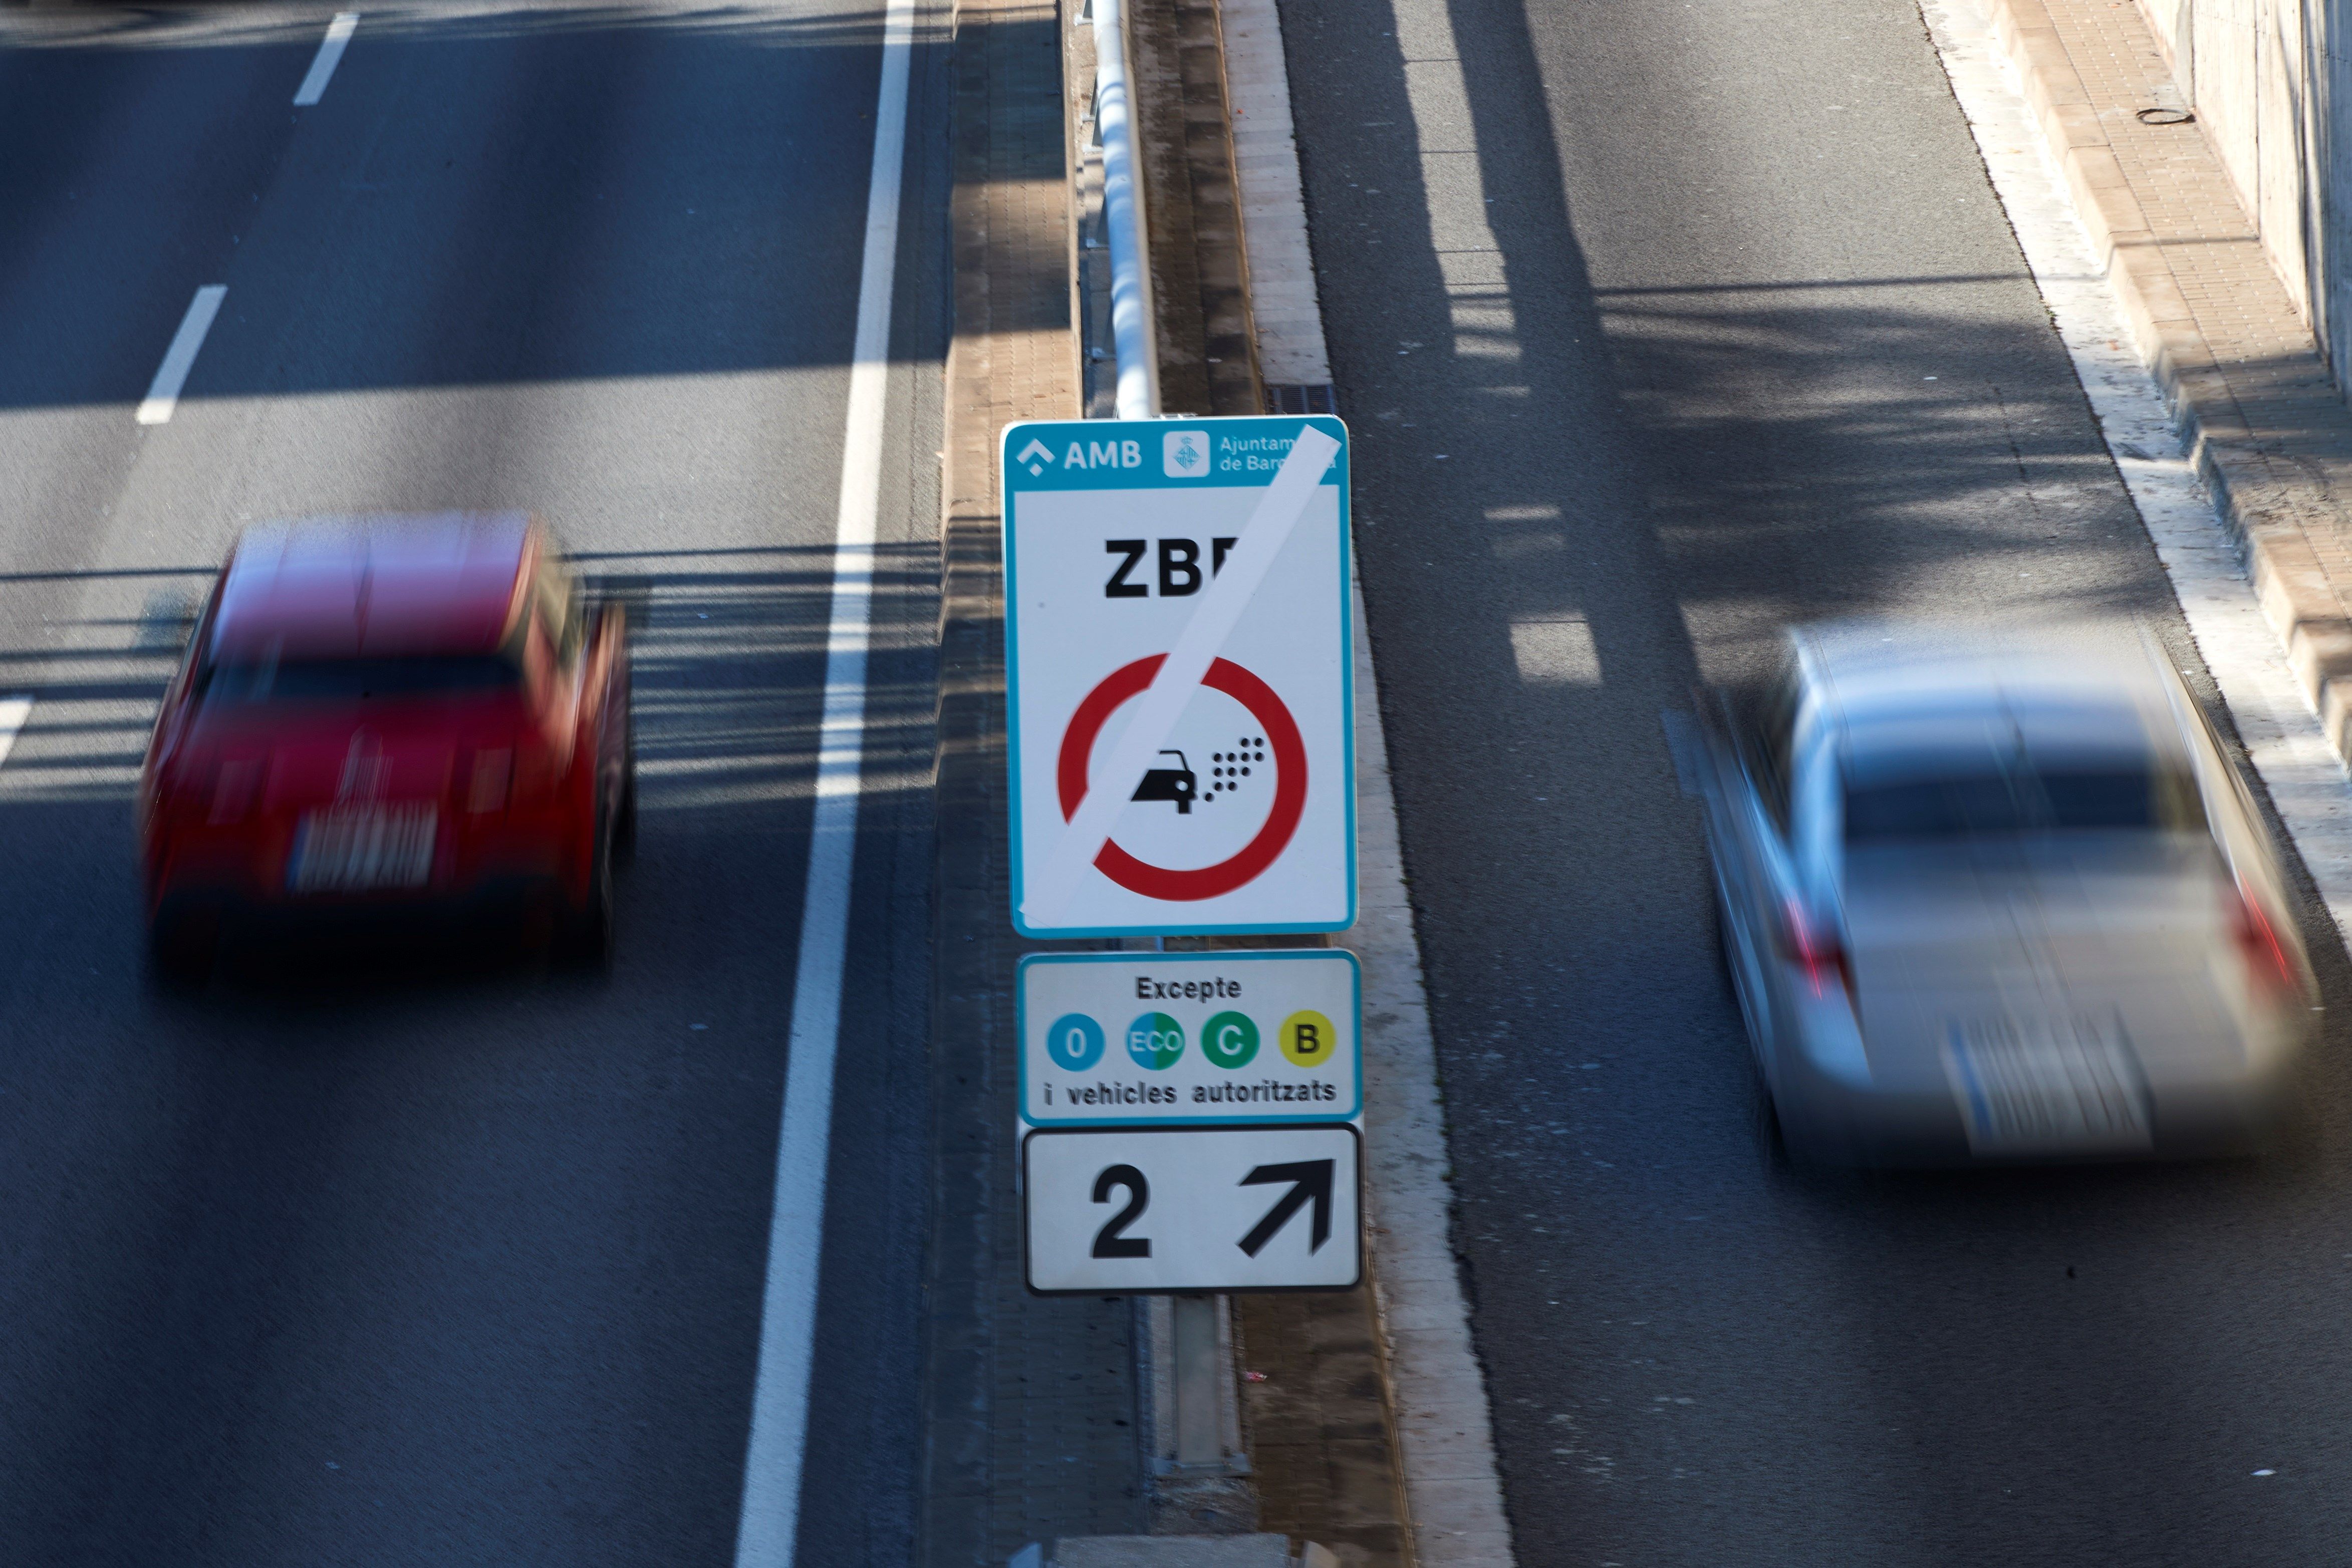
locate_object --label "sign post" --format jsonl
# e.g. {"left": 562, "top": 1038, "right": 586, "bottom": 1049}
{"left": 1000, "top": 416, "right": 1363, "bottom": 1468}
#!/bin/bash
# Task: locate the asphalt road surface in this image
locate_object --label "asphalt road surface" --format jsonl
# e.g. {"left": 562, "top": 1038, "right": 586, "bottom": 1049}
{"left": 1278, "top": 0, "right": 2352, "bottom": 1561}
{"left": 0, "top": 6, "right": 943, "bottom": 1564}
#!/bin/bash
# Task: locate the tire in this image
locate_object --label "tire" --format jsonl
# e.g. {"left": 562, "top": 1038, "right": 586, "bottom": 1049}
{"left": 613, "top": 718, "right": 638, "bottom": 862}
{"left": 147, "top": 905, "right": 219, "bottom": 990}
{"left": 558, "top": 808, "right": 616, "bottom": 970}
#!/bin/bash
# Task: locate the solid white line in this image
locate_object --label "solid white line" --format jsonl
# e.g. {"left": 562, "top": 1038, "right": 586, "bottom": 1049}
{"left": 729, "top": 0, "right": 913, "bottom": 1560}
{"left": 135, "top": 286, "right": 227, "bottom": 426}
{"left": 1349, "top": 571, "right": 1518, "bottom": 1568}
{"left": 1021, "top": 426, "right": 1340, "bottom": 927}
{"left": 0, "top": 697, "right": 32, "bottom": 770}
{"left": 293, "top": 13, "right": 359, "bottom": 107}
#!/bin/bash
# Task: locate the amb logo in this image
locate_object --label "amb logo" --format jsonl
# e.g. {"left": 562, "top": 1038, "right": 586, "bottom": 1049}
{"left": 1014, "top": 436, "right": 1146, "bottom": 477}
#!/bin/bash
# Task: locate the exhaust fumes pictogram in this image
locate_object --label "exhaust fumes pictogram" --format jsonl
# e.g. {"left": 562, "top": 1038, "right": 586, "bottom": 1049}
{"left": 1203, "top": 736, "right": 1267, "bottom": 805}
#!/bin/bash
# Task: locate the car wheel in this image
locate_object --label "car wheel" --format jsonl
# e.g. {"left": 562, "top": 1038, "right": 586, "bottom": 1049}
{"left": 559, "top": 808, "right": 616, "bottom": 971}
{"left": 613, "top": 721, "right": 638, "bottom": 862}
{"left": 148, "top": 904, "right": 219, "bottom": 990}
{"left": 1713, "top": 869, "right": 1770, "bottom": 1067}
{"left": 1751, "top": 1065, "right": 1791, "bottom": 1172}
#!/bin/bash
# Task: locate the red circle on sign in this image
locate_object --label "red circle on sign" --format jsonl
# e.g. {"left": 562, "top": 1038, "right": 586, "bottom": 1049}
{"left": 1056, "top": 654, "right": 1309, "bottom": 901}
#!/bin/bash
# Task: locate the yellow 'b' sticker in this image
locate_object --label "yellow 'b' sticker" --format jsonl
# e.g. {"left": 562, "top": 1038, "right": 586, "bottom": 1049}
{"left": 1279, "top": 1010, "right": 1337, "bottom": 1069}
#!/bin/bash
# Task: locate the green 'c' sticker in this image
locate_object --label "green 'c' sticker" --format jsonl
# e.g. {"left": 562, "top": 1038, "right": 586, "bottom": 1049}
{"left": 1201, "top": 1011, "right": 1259, "bottom": 1069}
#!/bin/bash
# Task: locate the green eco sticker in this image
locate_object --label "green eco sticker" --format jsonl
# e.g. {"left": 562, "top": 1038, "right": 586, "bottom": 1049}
{"left": 1125, "top": 1011, "right": 1185, "bottom": 1070}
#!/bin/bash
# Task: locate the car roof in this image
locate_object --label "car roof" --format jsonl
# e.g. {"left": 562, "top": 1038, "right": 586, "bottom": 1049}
{"left": 1788, "top": 623, "right": 2189, "bottom": 771}
{"left": 210, "top": 512, "right": 535, "bottom": 662}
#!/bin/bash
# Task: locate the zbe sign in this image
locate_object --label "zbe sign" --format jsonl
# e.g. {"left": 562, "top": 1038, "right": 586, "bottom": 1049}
{"left": 1000, "top": 415, "right": 1354, "bottom": 937}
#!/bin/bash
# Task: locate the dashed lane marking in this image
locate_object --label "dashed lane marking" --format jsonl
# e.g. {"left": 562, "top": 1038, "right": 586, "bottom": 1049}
{"left": 134, "top": 286, "right": 226, "bottom": 427}
{"left": 0, "top": 697, "right": 30, "bottom": 769}
{"left": 293, "top": 13, "right": 360, "bottom": 107}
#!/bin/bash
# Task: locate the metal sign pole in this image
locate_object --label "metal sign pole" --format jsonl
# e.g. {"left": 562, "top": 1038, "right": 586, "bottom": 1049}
{"left": 1171, "top": 1293, "right": 1225, "bottom": 1466}
{"left": 1002, "top": 418, "right": 1359, "bottom": 1499}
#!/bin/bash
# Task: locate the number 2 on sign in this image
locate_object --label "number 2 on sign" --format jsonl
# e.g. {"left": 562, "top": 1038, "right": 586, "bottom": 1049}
{"left": 1092, "top": 1164, "right": 1151, "bottom": 1258}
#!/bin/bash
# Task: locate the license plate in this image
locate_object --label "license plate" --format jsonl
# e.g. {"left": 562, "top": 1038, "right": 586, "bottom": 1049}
{"left": 1942, "top": 1013, "right": 2151, "bottom": 1155}
{"left": 289, "top": 805, "right": 438, "bottom": 893}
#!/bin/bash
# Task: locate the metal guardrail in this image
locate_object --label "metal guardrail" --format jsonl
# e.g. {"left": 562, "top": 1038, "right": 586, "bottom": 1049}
{"left": 1091, "top": 0, "right": 1159, "bottom": 418}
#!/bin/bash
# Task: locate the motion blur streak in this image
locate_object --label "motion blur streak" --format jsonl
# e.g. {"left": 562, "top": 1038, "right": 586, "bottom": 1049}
{"left": 730, "top": 0, "right": 913, "bottom": 1559}
{"left": 1692, "top": 625, "right": 2318, "bottom": 1166}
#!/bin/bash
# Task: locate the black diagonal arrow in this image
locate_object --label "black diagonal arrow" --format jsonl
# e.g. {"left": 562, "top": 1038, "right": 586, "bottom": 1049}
{"left": 1236, "top": 1159, "right": 1335, "bottom": 1257}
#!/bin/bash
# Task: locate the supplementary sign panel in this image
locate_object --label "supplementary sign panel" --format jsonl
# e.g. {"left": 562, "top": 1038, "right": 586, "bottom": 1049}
{"left": 1002, "top": 415, "right": 1353, "bottom": 936}
{"left": 1022, "top": 1124, "right": 1362, "bottom": 1293}
{"left": 1019, "top": 949, "right": 1360, "bottom": 1126}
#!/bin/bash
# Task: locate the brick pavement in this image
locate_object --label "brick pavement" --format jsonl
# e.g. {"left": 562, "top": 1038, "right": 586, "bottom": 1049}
{"left": 1993, "top": 0, "right": 2352, "bottom": 759}
{"left": 921, "top": 0, "right": 1146, "bottom": 1561}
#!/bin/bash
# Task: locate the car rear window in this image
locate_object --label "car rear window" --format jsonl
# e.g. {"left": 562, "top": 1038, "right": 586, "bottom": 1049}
{"left": 1844, "top": 757, "right": 2203, "bottom": 842}
{"left": 196, "top": 654, "right": 521, "bottom": 704}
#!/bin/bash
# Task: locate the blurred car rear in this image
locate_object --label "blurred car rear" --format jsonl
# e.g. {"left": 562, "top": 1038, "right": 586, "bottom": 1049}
{"left": 138, "top": 513, "right": 633, "bottom": 979}
{"left": 1688, "top": 625, "right": 2317, "bottom": 1165}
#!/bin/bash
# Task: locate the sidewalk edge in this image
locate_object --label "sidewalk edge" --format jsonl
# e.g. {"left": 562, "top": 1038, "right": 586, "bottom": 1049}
{"left": 1214, "top": 1, "right": 1520, "bottom": 1560}
{"left": 1986, "top": 0, "right": 2352, "bottom": 765}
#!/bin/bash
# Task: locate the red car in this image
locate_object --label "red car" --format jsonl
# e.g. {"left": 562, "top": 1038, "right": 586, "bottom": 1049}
{"left": 138, "top": 513, "right": 633, "bottom": 977}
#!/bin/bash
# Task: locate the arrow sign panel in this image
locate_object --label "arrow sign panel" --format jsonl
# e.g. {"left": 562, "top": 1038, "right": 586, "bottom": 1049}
{"left": 1022, "top": 1124, "right": 1362, "bottom": 1293}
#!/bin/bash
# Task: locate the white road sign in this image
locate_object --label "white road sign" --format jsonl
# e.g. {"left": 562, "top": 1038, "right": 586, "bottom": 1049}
{"left": 1022, "top": 1124, "right": 1362, "bottom": 1293}
{"left": 1001, "top": 415, "right": 1353, "bottom": 937}
{"left": 1019, "top": 949, "right": 1359, "bottom": 1126}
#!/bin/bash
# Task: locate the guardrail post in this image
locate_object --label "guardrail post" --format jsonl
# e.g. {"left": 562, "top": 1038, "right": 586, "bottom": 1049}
{"left": 1092, "top": 0, "right": 1160, "bottom": 417}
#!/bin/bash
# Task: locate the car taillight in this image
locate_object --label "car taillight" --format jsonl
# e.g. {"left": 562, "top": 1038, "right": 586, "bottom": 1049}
{"left": 1779, "top": 896, "right": 1855, "bottom": 1004}
{"left": 468, "top": 748, "right": 512, "bottom": 814}
{"left": 208, "top": 760, "right": 259, "bottom": 825}
{"left": 2229, "top": 877, "right": 2299, "bottom": 998}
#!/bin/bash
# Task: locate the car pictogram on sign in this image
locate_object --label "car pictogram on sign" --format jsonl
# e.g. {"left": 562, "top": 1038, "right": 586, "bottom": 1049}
{"left": 1058, "top": 654, "right": 1308, "bottom": 902}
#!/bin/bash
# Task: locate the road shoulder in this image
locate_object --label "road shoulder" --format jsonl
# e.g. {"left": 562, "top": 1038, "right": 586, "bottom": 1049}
{"left": 1978, "top": 0, "right": 2352, "bottom": 771}
{"left": 922, "top": 0, "right": 1150, "bottom": 1561}
{"left": 1920, "top": 0, "right": 2352, "bottom": 950}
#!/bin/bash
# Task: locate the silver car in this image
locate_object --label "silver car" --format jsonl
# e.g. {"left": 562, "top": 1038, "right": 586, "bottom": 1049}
{"left": 1678, "top": 626, "right": 2319, "bottom": 1165}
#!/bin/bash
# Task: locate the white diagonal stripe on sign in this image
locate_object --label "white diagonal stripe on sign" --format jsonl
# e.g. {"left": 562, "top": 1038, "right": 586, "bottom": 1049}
{"left": 1021, "top": 425, "right": 1340, "bottom": 927}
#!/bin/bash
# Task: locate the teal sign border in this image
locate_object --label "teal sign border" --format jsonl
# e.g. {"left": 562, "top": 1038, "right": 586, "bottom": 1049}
{"left": 1001, "top": 414, "right": 1355, "bottom": 938}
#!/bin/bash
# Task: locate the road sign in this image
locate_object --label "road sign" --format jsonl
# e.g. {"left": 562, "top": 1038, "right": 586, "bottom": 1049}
{"left": 1001, "top": 415, "right": 1353, "bottom": 937}
{"left": 1020, "top": 949, "right": 1360, "bottom": 1126}
{"left": 1022, "top": 1124, "right": 1363, "bottom": 1293}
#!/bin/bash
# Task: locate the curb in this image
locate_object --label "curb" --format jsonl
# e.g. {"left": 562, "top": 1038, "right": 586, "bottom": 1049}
{"left": 1208, "top": 3, "right": 1517, "bottom": 1562}
{"left": 1987, "top": 0, "right": 2352, "bottom": 763}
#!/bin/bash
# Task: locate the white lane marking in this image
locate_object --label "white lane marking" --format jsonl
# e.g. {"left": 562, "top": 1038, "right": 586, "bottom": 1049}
{"left": 1020, "top": 425, "right": 1340, "bottom": 927}
{"left": 1348, "top": 570, "right": 1519, "bottom": 1568}
{"left": 0, "top": 697, "right": 32, "bottom": 769}
{"left": 293, "top": 13, "right": 360, "bottom": 107}
{"left": 1922, "top": 0, "right": 2352, "bottom": 949}
{"left": 728, "top": 0, "right": 913, "bottom": 1559}
{"left": 1218, "top": 0, "right": 1332, "bottom": 385}
{"left": 135, "top": 286, "right": 227, "bottom": 426}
